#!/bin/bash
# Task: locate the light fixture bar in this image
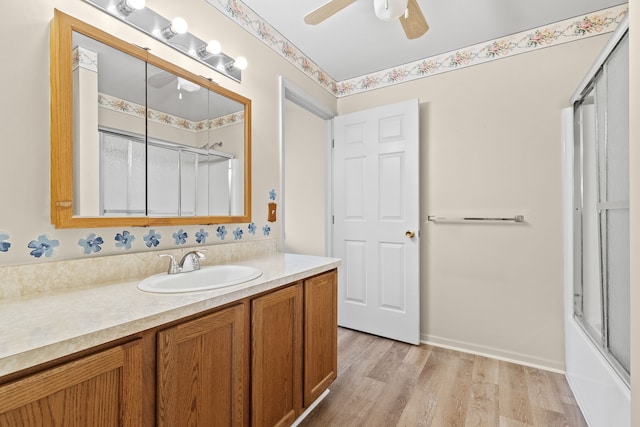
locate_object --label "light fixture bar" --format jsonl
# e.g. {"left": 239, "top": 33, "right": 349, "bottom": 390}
{"left": 81, "top": 0, "right": 244, "bottom": 82}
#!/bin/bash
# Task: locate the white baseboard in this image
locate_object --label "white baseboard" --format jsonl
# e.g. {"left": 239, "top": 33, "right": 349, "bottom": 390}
{"left": 421, "top": 334, "right": 565, "bottom": 373}
{"left": 291, "top": 389, "right": 330, "bottom": 427}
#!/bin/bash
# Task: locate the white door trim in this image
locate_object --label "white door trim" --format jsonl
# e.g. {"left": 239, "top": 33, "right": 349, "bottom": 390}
{"left": 278, "top": 77, "right": 336, "bottom": 255}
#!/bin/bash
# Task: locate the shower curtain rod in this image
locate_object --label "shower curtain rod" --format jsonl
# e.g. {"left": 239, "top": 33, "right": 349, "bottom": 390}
{"left": 427, "top": 215, "right": 525, "bottom": 223}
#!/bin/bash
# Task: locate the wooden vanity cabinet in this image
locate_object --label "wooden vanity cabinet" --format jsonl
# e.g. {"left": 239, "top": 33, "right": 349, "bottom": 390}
{"left": 156, "top": 303, "right": 247, "bottom": 427}
{"left": 0, "top": 268, "right": 338, "bottom": 427}
{"left": 303, "top": 270, "right": 338, "bottom": 407}
{"left": 0, "top": 339, "right": 142, "bottom": 426}
{"left": 251, "top": 283, "right": 304, "bottom": 427}
{"left": 251, "top": 269, "right": 338, "bottom": 426}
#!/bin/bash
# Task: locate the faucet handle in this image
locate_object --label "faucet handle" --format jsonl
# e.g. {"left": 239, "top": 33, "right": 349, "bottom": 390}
{"left": 159, "top": 254, "right": 179, "bottom": 274}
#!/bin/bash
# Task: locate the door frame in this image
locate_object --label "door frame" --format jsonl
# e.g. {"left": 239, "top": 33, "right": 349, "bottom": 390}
{"left": 278, "top": 77, "right": 336, "bottom": 255}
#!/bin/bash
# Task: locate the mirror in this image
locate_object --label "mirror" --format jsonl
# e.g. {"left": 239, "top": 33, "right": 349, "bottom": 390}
{"left": 50, "top": 10, "right": 252, "bottom": 228}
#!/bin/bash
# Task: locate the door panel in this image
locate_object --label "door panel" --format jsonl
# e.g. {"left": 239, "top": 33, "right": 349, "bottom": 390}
{"left": 333, "top": 98, "right": 420, "bottom": 345}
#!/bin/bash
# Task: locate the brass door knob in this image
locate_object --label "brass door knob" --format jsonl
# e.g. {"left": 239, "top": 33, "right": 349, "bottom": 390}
{"left": 405, "top": 230, "right": 415, "bottom": 238}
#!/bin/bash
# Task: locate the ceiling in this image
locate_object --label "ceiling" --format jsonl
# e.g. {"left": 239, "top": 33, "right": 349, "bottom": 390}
{"left": 238, "top": 0, "right": 626, "bottom": 81}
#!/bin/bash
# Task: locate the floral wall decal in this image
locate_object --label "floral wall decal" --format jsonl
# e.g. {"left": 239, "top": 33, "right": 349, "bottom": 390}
{"left": 262, "top": 224, "right": 271, "bottom": 236}
{"left": 28, "top": 235, "right": 60, "bottom": 259}
{"left": 248, "top": 223, "right": 256, "bottom": 235}
{"left": 0, "top": 233, "right": 11, "bottom": 253}
{"left": 216, "top": 226, "right": 228, "bottom": 240}
{"left": 143, "top": 230, "right": 162, "bottom": 248}
{"left": 78, "top": 233, "right": 104, "bottom": 254}
{"left": 196, "top": 228, "right": 209, "bottom": 244}
{"left": 115, "top": 231, "right": 135, "bottom": 250}
{"left": 233, "top": 227, "right": 243, "bottom": 240}
{"left": 172, "top": 229, "right": 188, "bottom": 245}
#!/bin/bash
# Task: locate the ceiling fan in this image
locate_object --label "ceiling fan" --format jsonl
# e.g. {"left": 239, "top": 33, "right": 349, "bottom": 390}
{"left": 304, "top": 0, "right": 429, "bottom": 40}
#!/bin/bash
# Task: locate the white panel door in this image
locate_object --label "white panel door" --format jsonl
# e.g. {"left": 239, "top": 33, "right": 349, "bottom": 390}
{"left": 333, "top": 99, "right": 420, "bottom": 344}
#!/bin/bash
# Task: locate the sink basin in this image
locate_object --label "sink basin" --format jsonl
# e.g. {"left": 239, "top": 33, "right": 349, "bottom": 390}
{"left": 138, "top": 265, "right": 262, "bottom": 293}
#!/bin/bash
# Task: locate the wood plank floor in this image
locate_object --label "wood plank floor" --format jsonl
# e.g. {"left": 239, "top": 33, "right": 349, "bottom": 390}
{"left": 299, "top": 328, "right": 587, "bottom": 427}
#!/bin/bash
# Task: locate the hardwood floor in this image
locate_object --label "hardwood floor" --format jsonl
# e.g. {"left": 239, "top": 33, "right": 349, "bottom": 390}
{"left": 299, "top": 328, "right": 587, "bottom": 427}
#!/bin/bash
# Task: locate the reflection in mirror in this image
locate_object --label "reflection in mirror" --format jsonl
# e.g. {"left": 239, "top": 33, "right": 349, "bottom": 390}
{"left": 72, "top": 31, "right": 146, "bottom": 217}
{"left": 52, "top": 10, "right": 252, "bottom": 228}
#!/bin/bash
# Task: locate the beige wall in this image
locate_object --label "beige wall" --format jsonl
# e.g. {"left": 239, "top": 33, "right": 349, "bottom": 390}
{"left": 0, "top": 0, "right": 335, "bottom": 267}
{"left": 629, "top": 0, "right": 639, "bottom": 424}
{"left": 338, "top": 36, "right": 609, "bottom": 369}
{"left": 283, "top": 99, "right": 326, "bottom": 256}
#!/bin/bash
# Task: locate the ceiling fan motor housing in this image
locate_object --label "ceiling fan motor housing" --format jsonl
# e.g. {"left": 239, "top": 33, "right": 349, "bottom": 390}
{"left": 373, "top": 0, "right": 409, "bottom": 21}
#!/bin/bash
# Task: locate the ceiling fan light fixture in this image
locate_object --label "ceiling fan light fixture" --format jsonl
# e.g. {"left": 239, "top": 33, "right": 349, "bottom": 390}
{"left": 373, "top": 0, "right": 408, "bottom": 21}
{"left": 177, "top": 77, "right": 201, "bottom": 92}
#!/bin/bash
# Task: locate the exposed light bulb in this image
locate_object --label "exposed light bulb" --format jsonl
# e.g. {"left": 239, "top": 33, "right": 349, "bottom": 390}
{"left": 233, "top": 56, "right": 248, "bottom": 71}
{"left": 127, "top": 0, "right": 146, "bottom": 10}
{"left": 373, "top": 0, "right": 408, "bottom": 21}
{"left": 115, "top": 0, "right": 145, "bottom": 17}
{"left": 170, "top": 17, "right": 188, "bottom": 35}
{"left": 197, "top": 40, "right": 222, "bottom": 59}
{"left": 161, "top": 17, "right": 188, "bottom": 39}
{"left": 206, "top": 40, "right": 222, "bottom": 55}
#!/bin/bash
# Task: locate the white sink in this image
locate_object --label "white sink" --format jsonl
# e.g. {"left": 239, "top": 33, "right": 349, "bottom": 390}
{"left": 138, "top": 265, "right": 262, "bottom": 294}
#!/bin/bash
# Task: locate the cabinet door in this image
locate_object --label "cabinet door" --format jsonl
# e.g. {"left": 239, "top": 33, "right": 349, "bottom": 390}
{"left": 304, "top": 270, "right": 338, "bottom": 407}
{"left": 157, "top": 304, "right": 246, "bottom": 427}
{"left": 252, "top": 283, "right": 303, "bottom": 427}
{"left": 0, "top": 340, "right": 142, "bottom": 426}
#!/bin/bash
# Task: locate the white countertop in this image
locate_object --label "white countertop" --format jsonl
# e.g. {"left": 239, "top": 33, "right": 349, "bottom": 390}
{"left": 0, "top": 253, "right": 341, "bottom": 377}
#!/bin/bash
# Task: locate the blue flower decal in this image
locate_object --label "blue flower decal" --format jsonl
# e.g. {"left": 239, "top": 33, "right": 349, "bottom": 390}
{"left": 248, "top": 223, "right": 256, "bottom": 235}
{"left": 173, "top": 229, "right": 188, "bottom": 245}
{"left": 0, "top": 233, "right": 11, "bottom": 253}
{"left": 233, "top": 227, "right": 243, "bottom": 240}
{"left": 115, "top": 231, "right": 135, "bottom": 250}
{"left": 27, "top": 234, "right": 60, "bottom": 258}
{"left": 78, "top": 233, "right": 104, "bottom": 254}
{"left": 216, "top": 226, "right": 228, "bottom": 240}
{"left": 269, "top": 189, "right": 277, "bottom": 201}
{"left": 143, "top": 230, "right": 162, "bottom": 248}
{"left": 262, "top": 224, "right": 271, "bottom": 236}
{"left": 196, "top": 228, "right": 209, "bottom": 244}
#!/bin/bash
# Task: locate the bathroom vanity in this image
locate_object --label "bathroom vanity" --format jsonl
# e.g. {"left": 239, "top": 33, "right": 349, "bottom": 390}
{"left": 0, "top": 253, "right": 339, "bottom": 426}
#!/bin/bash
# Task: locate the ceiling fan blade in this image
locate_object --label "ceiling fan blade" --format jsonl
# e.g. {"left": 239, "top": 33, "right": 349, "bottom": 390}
{"left": 399, "top": 0, "right": 429, "bottom": 39}
{"left": 304, "top": 0, "right": 358, "bottom": 25}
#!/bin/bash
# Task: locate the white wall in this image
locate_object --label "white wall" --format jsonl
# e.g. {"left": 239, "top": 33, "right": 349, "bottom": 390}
{"left": 338, "top": 36, "right": 609, "bottom": 370}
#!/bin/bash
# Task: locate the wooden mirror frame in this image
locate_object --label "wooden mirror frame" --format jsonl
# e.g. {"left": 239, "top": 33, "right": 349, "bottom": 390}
{"left": 50, "top": 9, "right": 252, "bottom": 228}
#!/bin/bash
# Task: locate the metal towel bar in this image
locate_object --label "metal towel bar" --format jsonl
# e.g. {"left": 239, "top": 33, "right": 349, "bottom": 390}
{"left": 427, "top": 215, "right": 525, "bottom": 223}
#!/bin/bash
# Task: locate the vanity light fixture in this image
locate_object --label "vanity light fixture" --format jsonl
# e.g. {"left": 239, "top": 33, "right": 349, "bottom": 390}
{"left": 115, "top": 0, "right": 145, "bottom": 17}
{"left": 197, "top": 39, "right": 222, "bottom": 59}
{"left": 161, "top": 17, "right": 188, "bottom": 40}
{"left": 229, "top": 56, "right": 248, "bottom": 71}
{"left": 81, "top": 0, "right": 247, "bottom": 82}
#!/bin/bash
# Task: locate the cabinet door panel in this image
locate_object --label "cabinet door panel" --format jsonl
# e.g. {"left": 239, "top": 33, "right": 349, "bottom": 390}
{"left": 252, "top": 283, "right": 303, "bottom": 427}
{"left": 157, "top": 304, "right": 246, "bottom": 427}
{"left": 304, "top": 270, "right": 338, "bottom": 406}
{"left": 0, "top": 340, "right": 142, "bottom": 427}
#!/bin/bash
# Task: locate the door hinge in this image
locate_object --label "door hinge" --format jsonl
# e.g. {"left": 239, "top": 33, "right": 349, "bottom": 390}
{"left": 332, "top": 139, "right": 335, "bottom": 148}
{"left": 332, "top": 215, "right": 335, "bottom": 224}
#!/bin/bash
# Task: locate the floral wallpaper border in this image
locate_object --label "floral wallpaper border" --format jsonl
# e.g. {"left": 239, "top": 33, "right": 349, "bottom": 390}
{"left": 98, "top": 92, "right": 245, "bottom": 132}
{"left": 205, "top": 0, "right": 627, "bottom": 98}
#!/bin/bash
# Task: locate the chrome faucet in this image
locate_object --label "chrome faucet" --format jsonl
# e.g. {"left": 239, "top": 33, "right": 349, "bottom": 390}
{"left": 159, "top": 250, "right": 207, "bottom": 274}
